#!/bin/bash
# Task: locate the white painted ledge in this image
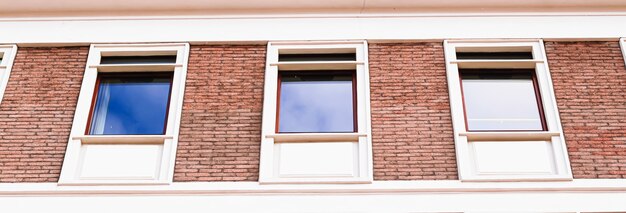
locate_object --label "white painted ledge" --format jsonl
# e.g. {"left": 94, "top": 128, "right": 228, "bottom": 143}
{"left": 266, "top": 133, "right": 367, "bottom": 142}
{"left": 1, "top": 179, "right": 626, "bottom": 195}
{"left": 72, "top": 135, "right": 174, "bottom": 144}
{"left": 271, "top": 61, "right": 363, "bottom": 70}
{"left": 89, "top": 64, "right": 182, "bottom": 72}
{"left": 451, "top": 59, "right": 543, "bottom": 69}
{"left": 459, "top": 131, "right": 560, "bottom": 141}
{"left": 3, "top": 180, "right": 626, "bottom": 212}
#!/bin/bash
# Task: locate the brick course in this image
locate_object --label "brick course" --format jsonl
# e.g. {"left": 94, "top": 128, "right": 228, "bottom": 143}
{"left": 368, "top": 43, "right": 458, "bottom": 180}
{"left": 173, "top": 45, "right": 266, "bottom": 181}
{"left": 0, "top": 47, "right": 88, "bottom": 182}
{"left": 546, "top": 41, "right": 626, "bottom": 178}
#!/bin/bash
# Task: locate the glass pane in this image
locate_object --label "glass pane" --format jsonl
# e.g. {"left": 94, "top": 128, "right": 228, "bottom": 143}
{"left": 456, "top": 52, "right": 533, "bottom": 60}
{"left": 100, "top": 55, "right": 177, "bottom": 64}
{"left": 279, "top": 53, "right": 356, "bottom": 62}
{"left": 89, "top": 74, "right": 172, "bottom": 135}
{"left": 278, "top": 72, "right": 355, "bottom": 133}
{"left": 461, "top": 70, "right": 543, "bottom": 131}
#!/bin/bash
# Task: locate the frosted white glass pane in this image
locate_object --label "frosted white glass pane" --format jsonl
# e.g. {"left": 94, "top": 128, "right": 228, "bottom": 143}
{"left": 277, "top": 142, "right": 356, "bottom": 177}
{"left": 462, "top": 77, "right": 543, "bottom": 131}
{"left": 79, "top": 144, "right": 162, "bottom": 179}
{"left": 471, "top": 141, "right": 554, "bottom": 174}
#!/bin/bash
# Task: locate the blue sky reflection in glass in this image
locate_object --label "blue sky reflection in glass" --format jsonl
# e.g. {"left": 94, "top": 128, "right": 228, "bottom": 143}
{"left": 89, "top": 74, "right": 172, "bottom": 135}
{"left": 278, "top": 72, "right": 355, "bottom": 133}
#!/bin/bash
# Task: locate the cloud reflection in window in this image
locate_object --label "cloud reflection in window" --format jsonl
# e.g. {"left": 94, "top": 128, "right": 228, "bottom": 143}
{"left": 278, "top": 72, "right": 355, "bottom": 133}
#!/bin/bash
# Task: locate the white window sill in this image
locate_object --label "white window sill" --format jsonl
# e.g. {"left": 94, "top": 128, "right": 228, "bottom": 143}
{"left": 72, "top": 135, "right": 174, "bottom": 144}
{"left": 265, "top": 133, "right": 367, "bottom": 142}
{"left": 459, "top": 131, "right": 560, "bottom": 141}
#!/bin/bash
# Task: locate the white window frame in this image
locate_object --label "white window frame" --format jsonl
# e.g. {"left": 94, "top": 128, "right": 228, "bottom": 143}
{"left": 259, "top": 41, "right": 373, "bottom": 184}
{"left": 443, "top": 39, "right": 573, "bottom": 181}
{"left": 59, "top": 43, "right": 189, "bottom": 185}
{"left": 0, "top": 45, "right": 18, "bottom": 105}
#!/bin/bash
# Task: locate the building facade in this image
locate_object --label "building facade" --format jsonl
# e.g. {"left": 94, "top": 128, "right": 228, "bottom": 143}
{"left": 1, "top": 0, "right": 626, "bottom": 212}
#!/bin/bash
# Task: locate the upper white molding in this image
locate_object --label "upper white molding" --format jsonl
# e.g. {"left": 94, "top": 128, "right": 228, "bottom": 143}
{"left": 2, "top": 15, "right": 626, "bottom": 45}
{"left": 3, "top": 0, "right": 626, "bottom": 18}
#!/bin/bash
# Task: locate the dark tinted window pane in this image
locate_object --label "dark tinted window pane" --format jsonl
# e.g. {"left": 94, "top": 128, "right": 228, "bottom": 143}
{"left": 100, "top": 55, "right": 177, "bottom": 64}
{"left": 279, "top": 53, "right": 356, "bottom": 62}
{"left": 456, "top": 52, "right": 533, "bottom": 60}
{"left": 461, "top": 69, "right": 543, "bottom": 131}
{"left": 278, "top": 72, "right": 355, "bottom": 133}
{"left": 89, "top": 74, "right": 172, "bottom": 135}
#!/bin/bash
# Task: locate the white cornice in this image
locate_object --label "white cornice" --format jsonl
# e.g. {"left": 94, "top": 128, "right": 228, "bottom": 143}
{"left": 3, "top": 12, "right": 626, "bottom": 22}
{"left": 2, "top": 15, "right": 626, "bottom": 45}
{"left": 2, "top": 0, "right": 626, "bottom": 18}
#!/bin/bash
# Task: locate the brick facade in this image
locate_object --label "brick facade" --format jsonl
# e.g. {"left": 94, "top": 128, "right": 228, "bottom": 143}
{"left": 1, "top": 42, "right": 625, "bottom": 182}
{"left": 546, "top": 41, "right": 626, "bottom": 178}
{"left": 368, "top": 43, "right": 458, "bottom": 180}
{"left": 173, "top": 45, "right": 266, "bottom": 181}
{"left": 0, "top": 47, "right": 88, "bottom": 182}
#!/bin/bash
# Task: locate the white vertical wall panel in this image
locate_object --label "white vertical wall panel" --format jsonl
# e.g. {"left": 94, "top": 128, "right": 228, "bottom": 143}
{"left": 79, "top": 145, "right": 163, "bottom": 180}
{"left": 470, "top": 141, "right": 554, "bottom": 174}
{"left": 277, "top": 142, "right": 356, "bottom": 177}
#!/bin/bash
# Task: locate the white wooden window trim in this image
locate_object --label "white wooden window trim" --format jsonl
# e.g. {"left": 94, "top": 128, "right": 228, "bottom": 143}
{"left": 259, "top": 41, "right": 373, "bottom": 184}
{"left": 58, "top": 43, "right": 189, "bottom": 185}
{"left": 0, "top": 45, "right": 18, "bottom": 105}
{"left": 443, "top": 39, "right": 573, "bottom": 181}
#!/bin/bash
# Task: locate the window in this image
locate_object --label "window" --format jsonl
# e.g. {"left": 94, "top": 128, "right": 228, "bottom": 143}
{"left": 259, "top": 41, "right": 372, "bottom": 183}
{"left": 0, "top": 45, "right": 18, "bottom": 104}
{"left": 444, "top": 40, "right": 572, "bottom": 181}
{"left": 59, "top": 43, "right": 189, "bottom": 185}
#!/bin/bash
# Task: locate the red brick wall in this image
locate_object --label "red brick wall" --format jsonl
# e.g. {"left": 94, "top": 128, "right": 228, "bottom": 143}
{"left": 2, "top": 42, "right": 625, "bottom": 183}
{"left": 368, "top": 43, "right": 458, "bottom": 180}
{"left": 173, "top": 45, "right": 266, "bottom": 181}
{"left": 0, "top": 47, "right": 88, "bottom": 182}
{"left": 546, "top": 41, "right": 626, "bottom": 178}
